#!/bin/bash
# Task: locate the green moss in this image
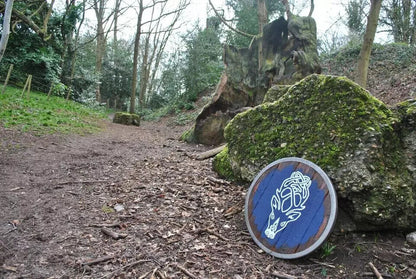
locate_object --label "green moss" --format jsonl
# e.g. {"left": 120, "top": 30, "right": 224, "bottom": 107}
{"left": 212, "top": 146, "right": 237, "bottom": 181}
{"left": 113, "top": 112, "right": 140, "bottom": 126}
{"left": 394, "top": 100, "right": 416, "bottom": 123}
{"left": 216, "top": 74, "right": 415, "bottom": 230}
{"left": 263, "top": 85, "right": 291, "bottom": 103}
{"left": 224, "top": 75, "right": 401, "bottom": 180}
{"left": 180, "top": 126, "right": 196, "bottom": 143}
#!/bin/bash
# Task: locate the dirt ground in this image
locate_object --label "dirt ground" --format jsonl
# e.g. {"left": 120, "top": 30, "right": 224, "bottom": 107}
{"left": 0, "top": 117, "right": 415, "bottom": 279}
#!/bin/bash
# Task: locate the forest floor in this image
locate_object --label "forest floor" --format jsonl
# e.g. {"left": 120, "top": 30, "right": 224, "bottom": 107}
{"left": 1, "top": 112, "right": 415, "bottom": 279}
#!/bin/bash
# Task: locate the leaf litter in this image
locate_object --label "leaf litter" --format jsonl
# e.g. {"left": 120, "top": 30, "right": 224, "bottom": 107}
{"left": 0, "top": 118, "right": 415, "bottom": 278}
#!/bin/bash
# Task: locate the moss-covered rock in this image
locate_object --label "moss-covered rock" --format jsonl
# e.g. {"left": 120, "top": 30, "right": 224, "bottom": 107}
{"left": 263, "top": 84, "right": 291, "bottom": 103}
{"left": 113, "top": 112, "right": 140, "bottom": 126}
{"left": 212, "top": 146, "right": 237, "bottom": 181}
{"left": 216, "top": 74, "right": 416, "bottom": 231}
{"left": 180, "top": 126, "right": 196, "bottom": 143}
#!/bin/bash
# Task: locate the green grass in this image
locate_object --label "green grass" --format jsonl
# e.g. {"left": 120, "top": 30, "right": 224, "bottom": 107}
{"left": 0, "top": 86, "right": 107, "bottom": 135}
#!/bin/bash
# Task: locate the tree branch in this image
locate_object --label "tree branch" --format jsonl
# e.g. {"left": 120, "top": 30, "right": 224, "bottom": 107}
{"left": 308, "top": 0, "right": 314, "bottom": 17}
{"left": 0, "top": 2, "right": 40, "bottom": 34}
{"left": 208, "top": 0, "right": 255, "bottom": 38}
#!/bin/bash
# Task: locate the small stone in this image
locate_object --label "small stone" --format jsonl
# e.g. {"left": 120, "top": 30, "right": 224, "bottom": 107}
{"left": 406, "top": 231, "right": 416, "bottom": 246}
{"left": 114, "top": 204, "right": 124, "bottom": 212}
{"left": 280, "top": 142, "right": 287, "bottom": 148}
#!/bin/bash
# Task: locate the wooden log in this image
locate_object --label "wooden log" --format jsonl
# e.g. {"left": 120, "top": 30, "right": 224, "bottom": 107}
{"left": 195, "top": 144, "right": 226, "bottom": 160}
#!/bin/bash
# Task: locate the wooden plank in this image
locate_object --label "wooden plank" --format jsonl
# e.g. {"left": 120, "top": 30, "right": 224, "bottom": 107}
{"left": 245, "top": 157, "right": 337, "bottom": 259}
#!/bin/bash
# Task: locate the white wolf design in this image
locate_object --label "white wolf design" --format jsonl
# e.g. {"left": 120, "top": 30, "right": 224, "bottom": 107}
{"left": 264, "top": 171, "right": 311, "bottom": 239}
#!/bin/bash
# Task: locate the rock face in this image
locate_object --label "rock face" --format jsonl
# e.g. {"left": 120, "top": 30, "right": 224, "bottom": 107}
{"left": 213, "top": 74, "right": 416, "bottom": 231}
{"left": 113, "top": 112, "right": 140, "bottom": 126}
{"left": 192, "top": 15, "right": 321, "bottom": 145}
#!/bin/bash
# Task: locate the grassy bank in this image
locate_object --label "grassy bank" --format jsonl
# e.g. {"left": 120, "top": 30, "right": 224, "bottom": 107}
{"left": 0, "top": 86, "right": 107, "bottom": 135}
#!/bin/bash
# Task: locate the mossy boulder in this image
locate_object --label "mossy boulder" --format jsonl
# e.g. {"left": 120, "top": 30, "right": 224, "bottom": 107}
{"left": 212, "top": 146, "right": 237, "bottom": 181}
{"left": 113, "top": 112, "right": 140, "bottom": 126}
{"left": 263, "top": 84, "right": 291, "bottom": 103}
{"left": 214, "top": 74, "right": 416, "bottom": 231}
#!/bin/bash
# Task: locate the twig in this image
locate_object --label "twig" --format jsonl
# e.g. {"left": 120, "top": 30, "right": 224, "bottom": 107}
{"left": 151, "top": 267, "right": 158, "bottom": 278}
{"left": 99, "top": 260, "right": 152, "bottom": 279}
{"left": 80, "top": 254, "right": 115, "bottom": 266}
{"left": 58, "top": 180, "right": 111, "bottom": 185}
{"left": 101, "top": 227, "right": 127, "bottom": 240}
{"left": 361, "top": 272, "right": 393, "bottom": 278}
{"left": 157, "top": 269, "right": 167, "bottom": 279}
{"left": 309, "top": 258, "right": 336, "bottom": 268}
{"left": 207, "top": 176, "right": 231, "bottom": 185}
{"left": 90, "top": 223, "right": 121, "bottom": 228}
{"left": 138, "top": 270, "right": 152, "bottom": 279}
{"left": 1, "top": 265, "right": 17, "bottom": 272}
{"left": 368, "top": 262, "right": 384, "bottom": 279}
{"left": 66, "top": 191, "right": 79, "bottom": 196}
{"left": 0, "top": 240, "right": 11, "bottom": 251}
{"left": 196, "top": 228, "right": 229, "bottom": 242}
{"left": 173, "top": 264, "right": 198, "bottom": 279}
{"left": 271, "top": 270, "right": 297, "bottom": 279}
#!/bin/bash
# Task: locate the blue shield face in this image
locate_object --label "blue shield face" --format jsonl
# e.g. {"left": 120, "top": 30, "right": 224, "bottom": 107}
{"left": 264, "top": 171, "right": 311, "bottom": 239}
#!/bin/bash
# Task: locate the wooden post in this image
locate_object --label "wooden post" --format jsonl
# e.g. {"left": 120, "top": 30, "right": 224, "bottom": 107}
{"left": 26, "top": 75, "right": 32, "bottom": 99}
{"left": 1, "top": 64, "right": 13, "bottom": 94}
{"left": 47, "top": 83, "right": 53, "bottom": 100}
{"left": 66, "top": 87, "right": 71, "bottom": 100}
{"left": 21, "top": 75, "right": 30, "bottom": 97}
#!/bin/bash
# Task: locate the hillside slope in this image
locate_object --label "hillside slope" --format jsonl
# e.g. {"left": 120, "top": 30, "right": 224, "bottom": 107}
{"left": 321, "top": 43, "right": 416, "bottom": 106}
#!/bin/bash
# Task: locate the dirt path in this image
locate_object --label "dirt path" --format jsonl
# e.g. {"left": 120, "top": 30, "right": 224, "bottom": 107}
{"left": 0, "top": 119, "right": 415, "bottom": 278}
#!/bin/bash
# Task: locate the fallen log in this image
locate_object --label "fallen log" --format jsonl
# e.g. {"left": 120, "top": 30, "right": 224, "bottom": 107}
{"left": 195, "top": 144, "right": 226, "bottom": 160}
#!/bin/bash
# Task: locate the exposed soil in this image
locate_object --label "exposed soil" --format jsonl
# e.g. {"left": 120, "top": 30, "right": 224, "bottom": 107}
{"left": 0, "top": 116, "right": 415, "bottom": 279}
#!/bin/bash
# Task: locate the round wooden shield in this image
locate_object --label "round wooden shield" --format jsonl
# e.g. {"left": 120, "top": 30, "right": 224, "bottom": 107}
{"left": 245, "top": 157, "right": 337, "bottom": 259}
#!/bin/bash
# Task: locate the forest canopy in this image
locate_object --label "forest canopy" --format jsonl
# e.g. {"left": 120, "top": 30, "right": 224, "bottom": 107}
{"left": 0, "top": 0, "right": 415, "bottom": 115}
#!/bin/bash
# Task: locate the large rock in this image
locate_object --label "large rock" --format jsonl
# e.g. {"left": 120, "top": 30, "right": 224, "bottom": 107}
{"left": 214, "top": 74, "right": 416, "bottom": 231}
{"left": 192, "top": 16, "right": 321, "bottom": 145}
{"left": 113, "top": 112, "right": 140, "bottom": 126}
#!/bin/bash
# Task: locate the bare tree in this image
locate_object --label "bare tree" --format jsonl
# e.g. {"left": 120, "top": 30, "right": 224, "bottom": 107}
{"left": 93, "top": 0, "right": 107, "bottom": 103}
{"left": 64, "top": 0, "right": 87, "bottom": 98}
{"left": 381, "top": 0, "right": 415, "bottom": 44}
{"left": 0, "top": 0, "right": 14, "bottom": 63}
{"left": 356, "top": 0, "right": 382, "bottom": 88}
{"left": 129, "top": 0, "right": 189, "bottom": 113}
{"left": 129, "top": 0, "right": 144, "bottom": 114}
